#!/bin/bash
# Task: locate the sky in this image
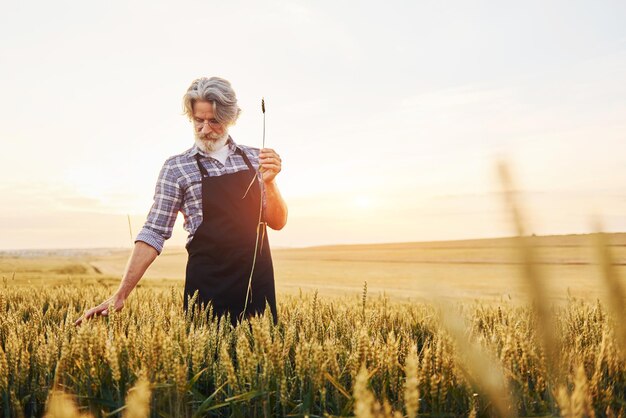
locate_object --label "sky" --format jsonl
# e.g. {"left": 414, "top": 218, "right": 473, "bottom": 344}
{"left": 1, "top": 0, "right": 625, "bottom": 250}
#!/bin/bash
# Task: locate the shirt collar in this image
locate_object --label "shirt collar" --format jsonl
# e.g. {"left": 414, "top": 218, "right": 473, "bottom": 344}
{"left": 189, "top": 135, "right": 239, "bottom": 158}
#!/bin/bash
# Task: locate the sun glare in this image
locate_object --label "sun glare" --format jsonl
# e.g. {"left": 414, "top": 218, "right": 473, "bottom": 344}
{"left": 353, "top": 196, "right": 373, "bottom": 209}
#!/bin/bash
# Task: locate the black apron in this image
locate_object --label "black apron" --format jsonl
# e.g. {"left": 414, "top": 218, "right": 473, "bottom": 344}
{"left": 184, "top": 149, "right": 277, "bottom": 326}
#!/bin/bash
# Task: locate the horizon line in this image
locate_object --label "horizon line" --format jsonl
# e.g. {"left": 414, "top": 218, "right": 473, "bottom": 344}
{"left": 2, "top": 231, "right": 624, "bottom": 255}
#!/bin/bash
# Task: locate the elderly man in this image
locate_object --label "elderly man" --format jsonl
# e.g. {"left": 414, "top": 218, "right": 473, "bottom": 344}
{"left": 76, "top": 77, "right": 287, "bottom": 326}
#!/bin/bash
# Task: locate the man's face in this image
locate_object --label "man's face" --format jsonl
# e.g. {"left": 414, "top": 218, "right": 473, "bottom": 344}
{"left": 192, "top": 100, "right": 228, "bottom": 151}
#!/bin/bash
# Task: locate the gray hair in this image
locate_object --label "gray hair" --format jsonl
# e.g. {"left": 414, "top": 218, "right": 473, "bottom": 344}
{"left": 182, "top": 77, "right": 241, "bottom": 125}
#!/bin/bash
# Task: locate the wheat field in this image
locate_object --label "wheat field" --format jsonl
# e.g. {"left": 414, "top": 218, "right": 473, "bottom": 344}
{"left": 1, "top": 281, "right": 626, "bottom": 417}
{"left": 1, "top": 233, "right": 625, "bottom": 417}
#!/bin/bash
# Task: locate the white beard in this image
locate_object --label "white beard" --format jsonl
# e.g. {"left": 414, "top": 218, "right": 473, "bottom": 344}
{"left": 194, "top": 130, "right": 229, "bottom": 153}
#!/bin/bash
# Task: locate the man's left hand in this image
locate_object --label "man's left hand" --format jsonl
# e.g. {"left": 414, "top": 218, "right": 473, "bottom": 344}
{"left": 259, "top": 148, "right": 282, "bottom": 184}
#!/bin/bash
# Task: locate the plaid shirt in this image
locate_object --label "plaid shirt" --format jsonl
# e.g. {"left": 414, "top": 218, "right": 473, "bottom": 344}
{"left": 136, "top": 137, "right": 264, "bottom": 254}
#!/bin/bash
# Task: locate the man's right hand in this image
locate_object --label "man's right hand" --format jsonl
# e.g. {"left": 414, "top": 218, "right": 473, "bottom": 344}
{"left": 73, "top": 241, "right": 158, "bottom": 326}
{"left": 74, "top": 294, "right": 125, "bottom": 326}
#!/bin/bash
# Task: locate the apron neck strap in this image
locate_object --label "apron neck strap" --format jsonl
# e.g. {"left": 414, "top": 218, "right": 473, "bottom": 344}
{"left": 194, "top": 154, "right": 209, "bottom": 177}
{"left": 236, "top": 147, "right": 255, "bottom": 171}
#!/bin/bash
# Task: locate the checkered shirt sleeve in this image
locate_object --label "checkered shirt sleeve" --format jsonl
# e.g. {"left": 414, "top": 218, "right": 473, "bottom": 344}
{"left": 135, "top": 158, "right": 182, "bottom": 254}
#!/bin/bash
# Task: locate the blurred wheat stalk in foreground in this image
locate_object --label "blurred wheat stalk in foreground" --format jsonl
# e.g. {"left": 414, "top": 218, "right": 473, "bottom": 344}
{"left": 495, "top": 160, "right": 626, "bottom": 418}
